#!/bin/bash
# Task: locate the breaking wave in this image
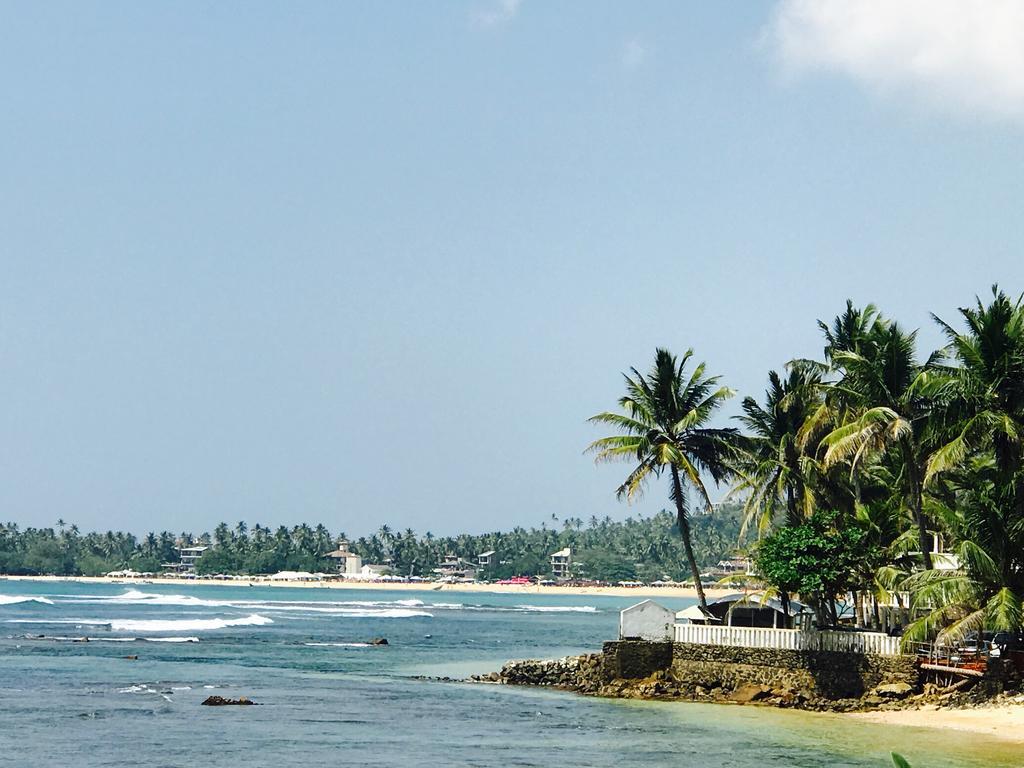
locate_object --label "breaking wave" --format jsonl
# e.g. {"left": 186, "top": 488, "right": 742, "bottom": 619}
{"left": 109, "top": 614, "right": 273, "bottom": 632}
{"left": 513, "top": 605, "right": 598, "bottom": 613}
{"left": 75, "top": 590, "right": 232, "bottom": 608}
{"left": 0, "top": 595, "right": 54, "bottom": 605}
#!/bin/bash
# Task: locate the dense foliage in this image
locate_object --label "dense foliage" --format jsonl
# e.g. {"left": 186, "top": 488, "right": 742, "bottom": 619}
{"left": 0, "top": 506, "right": 743, "bottom": 582}
{"left": 754, "top": 509, "right": 883, "bottom": 625}
{"left": 729, "top": 286, "right": 1024, "bottom": 642}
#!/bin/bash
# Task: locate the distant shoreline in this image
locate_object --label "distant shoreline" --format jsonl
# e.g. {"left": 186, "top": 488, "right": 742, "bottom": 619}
{"left": 0, "top": 574, "right": 732, "bottom": 600}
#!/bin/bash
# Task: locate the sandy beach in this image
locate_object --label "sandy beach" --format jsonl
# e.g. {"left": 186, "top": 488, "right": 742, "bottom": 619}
{"left": 0, "top": 574, "right": 734, "bottom": 600}
{"left": 850, "top": 703, "right": 1024, "bottom": 744}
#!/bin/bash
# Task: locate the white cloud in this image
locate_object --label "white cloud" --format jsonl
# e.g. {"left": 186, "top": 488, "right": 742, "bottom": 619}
{"left": 765, "top": 0, "right": 1024, "bottom": 121}
{"left": 473, "top": 0, "right": 521, "bottom": 28}
{"left": 621, "top": 38, "right": 648, "bottom": 72}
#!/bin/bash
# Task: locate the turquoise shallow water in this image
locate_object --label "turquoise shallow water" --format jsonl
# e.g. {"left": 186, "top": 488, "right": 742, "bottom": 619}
{"left": 0, "top": 580, "right": 1018, "bottom": 767}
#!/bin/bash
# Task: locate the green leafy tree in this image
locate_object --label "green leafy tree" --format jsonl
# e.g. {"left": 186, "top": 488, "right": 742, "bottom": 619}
{"left": 755, "top": 509, "right": 882, "bottom": 626}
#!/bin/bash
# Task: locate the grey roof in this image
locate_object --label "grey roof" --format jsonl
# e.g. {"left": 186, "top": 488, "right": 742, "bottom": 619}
{"left": 708, "top": 591, "right": 810, "bottom": 617}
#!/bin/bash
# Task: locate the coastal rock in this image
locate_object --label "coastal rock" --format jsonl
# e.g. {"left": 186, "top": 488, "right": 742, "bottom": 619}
{"left": 873, "top": 682, "right": 914, "bottom": 699}
{"left": 370, "top": 637, "right": 389, "bottom": 646}
{"left": 201, "top": 695, "right": 258, "bottom": 706}
{"left": 729, "top": 684, "right": 772, "bottom": 704}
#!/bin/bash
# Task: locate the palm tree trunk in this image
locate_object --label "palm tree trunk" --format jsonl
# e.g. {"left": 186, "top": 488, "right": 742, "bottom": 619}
{"left": 670, "top": 466, "right": 708, "bottom": 613}
{"left": 905, "top": 442, "right": 933, "bottom": 570}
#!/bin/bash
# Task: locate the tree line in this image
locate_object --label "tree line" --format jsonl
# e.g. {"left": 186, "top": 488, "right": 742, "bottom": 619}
{"left": 590, "top": 286, "right": 1024, "bottom": 640}
{"left": 0, "top": 508, "right": 742, "bottom": 583}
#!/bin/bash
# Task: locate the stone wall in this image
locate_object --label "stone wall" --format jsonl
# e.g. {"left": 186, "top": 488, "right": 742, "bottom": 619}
{"left": 670, "top": 642, "right": 919, "bottom": 699}
{"left": 485, "top": 639, "right": 924, "bottom": 710}
{"left": 602, "top": 640, "right": 673, "bottom": 680}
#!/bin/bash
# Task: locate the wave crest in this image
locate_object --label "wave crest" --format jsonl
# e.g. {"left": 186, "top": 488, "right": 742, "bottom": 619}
{"left": 0, "top": 595, "right": 54, "bottom": 606}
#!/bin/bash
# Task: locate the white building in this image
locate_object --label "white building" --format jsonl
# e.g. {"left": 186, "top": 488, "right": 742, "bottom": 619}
{"left": 162, "top": 545, "right": 208, "bottom": 574}
{"left": 550, "top": 547, "right": 572, "bottom": 579}
{"left": 477, "top": 550, "right": 496, "bottom": 568}
{"left": 360, "top": 563, "right": 390, "bottom": 579}
{"left": 324, "top": 540, "right": 363, "bottom": 576}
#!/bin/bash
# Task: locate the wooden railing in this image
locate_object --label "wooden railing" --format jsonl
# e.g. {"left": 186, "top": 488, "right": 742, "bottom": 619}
{"left": 673, "top": 623, "right": 903, "bottom": 656}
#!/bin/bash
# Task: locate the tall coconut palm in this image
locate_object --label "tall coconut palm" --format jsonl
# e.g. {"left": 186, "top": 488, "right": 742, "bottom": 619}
{"left": 904, "top": 456, "right": 1024, "bottom": 643}
{"left": 587, "top": 348, "right": 739, "bottom": 612}
{"left": 819, "top": 317, "right": 943, "bottom": 569}
{"left": 927, "top": 287, "right": 1024, "bottom": 511}
{"left": 731, "top": 362, "right": 822, "bottom": 537}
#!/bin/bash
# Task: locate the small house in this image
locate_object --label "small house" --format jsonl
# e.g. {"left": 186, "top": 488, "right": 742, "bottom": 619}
{"left": 619, "top": 600, "right": 675, "bottom": 641}
{"left": 477, "top": 550, "right": 496, "bottom": 568}
{"left": 676, "top": 591, "right": 811, "bottom": 629}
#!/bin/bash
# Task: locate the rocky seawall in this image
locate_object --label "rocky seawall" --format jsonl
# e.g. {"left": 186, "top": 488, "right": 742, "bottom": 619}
{"left": 471, "top": 641, "right": 1007, "bottom": 713}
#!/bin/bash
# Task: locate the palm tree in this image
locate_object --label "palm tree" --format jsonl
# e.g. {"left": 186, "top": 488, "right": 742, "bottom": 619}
{"left": 905, "top": 287, "right": 1024, "bottom": 642}
{"left": 904, "top": 456, "right": 1024, "bottom": 643}
{"left": 927, "top": 286, "right": 1024, "bottom": 512}
{"left": 818, "top": 316, "right": 942, "bottom": 568}
{"left": 587, "top": 348, "right": 739, "bottom": 612}
{"left": 732, "top": 362, "right": 821, "bottom": 536}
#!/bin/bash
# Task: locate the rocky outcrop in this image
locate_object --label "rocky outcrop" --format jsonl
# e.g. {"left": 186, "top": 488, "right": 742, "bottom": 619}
{"left": 478, "top": 654, "right": 607, "bottom": 693}
{"left": 477, "top": 640, "right": 940, "bottom": 713}
{"left": 201, "top": 695, "right": 259, "bottom": 706}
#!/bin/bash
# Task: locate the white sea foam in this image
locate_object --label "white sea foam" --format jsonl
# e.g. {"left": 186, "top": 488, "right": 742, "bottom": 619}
{"left": 109, "top": 614, "right": 272, "bottom": 632}
{"left": 145, "top": 636, "right": 200, "bottom": 643}
{"left": 513, "top": 605, "right": 598, "bottom": 613}
{"left": 231, "top": 603, "right": 431, "bottom": 618}
{"left": 89, "top": 590, "right": 232, "bottom": 607}
{"left": 0, "top": 595, "right": 54, "bottom": 605}
{"left": 303, "top": 642, "right": 372, "bottom": 648}
{"left": 118, "top": 684, "right": 153, "bottom": 694}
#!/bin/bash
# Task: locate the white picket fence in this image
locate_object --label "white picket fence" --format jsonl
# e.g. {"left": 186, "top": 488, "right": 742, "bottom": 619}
{"left": 673, "top": 623, "right": 902, "bottom": 656}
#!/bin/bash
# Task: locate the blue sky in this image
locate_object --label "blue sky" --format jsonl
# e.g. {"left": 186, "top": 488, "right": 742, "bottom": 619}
{"left": 2, "top": 1, "right": 1023, "bottom": 536}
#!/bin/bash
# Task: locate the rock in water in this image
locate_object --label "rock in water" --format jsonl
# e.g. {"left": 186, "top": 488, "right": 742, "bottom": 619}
{"left": 370, "top": 637, "right": 389, "bottom": 645}
{"left": 201, "top": 695, "right": 258, "bottom": 706}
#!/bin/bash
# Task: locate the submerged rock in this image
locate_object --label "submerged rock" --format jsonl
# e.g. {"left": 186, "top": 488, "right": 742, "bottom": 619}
{"left": 201, "top": 695, "right": 258, "bottom": 706}
{"left": 369, "top": 637, "right": 389, "bottom": 645}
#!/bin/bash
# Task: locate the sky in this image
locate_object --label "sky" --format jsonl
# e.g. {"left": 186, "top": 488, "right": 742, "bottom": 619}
{"left": 2, "top": 1, "right": 1023, "bottom": 538}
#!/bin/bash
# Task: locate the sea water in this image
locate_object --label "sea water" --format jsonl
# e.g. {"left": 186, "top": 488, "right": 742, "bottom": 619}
{"left": 0, "top": 580, "right": 1016, "bottom": 768}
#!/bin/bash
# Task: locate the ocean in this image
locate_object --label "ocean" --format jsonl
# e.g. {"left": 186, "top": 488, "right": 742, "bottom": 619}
{"left": 0, "top": 580, "right": 1016, "bottom": 768}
